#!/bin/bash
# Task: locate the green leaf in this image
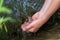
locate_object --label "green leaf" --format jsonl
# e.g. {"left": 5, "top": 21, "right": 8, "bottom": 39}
{"left": 0, "top": 17, "right": 13, "bottom": 24}
{"left": 4, "top": 24, "right": 8, "bottom": 32}
{"left": 0, "top": 17, "right": 4, "bottom": 24}
{"left": 0, "top": 24, "right": 2, "bottom": 29}
{"left": 0, "top": 0, "right": 3, "bottom": 7}
{"left": 4, "top": 17, "right": 13, "bottom": 22}
{"left": 0, "top": 7, "right": 12, "bottom": 14}
{"left": 0, "top": 17, "right": 14, "bottom": 31}
{"left": 0, "top": 17, "right": 13, "bottom": 31}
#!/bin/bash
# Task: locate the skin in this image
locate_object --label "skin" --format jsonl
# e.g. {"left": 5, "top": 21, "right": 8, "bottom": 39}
{"left": 21, "top": 0, "right": 60, "bottom": 32}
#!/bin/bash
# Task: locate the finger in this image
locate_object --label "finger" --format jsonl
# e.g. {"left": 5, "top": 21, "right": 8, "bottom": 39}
{"left": 32, "top": 12, "right": 39, "bottom": 20}
{"left": 23, "top": 26, "right": 33, "bottom": 31}
{"left": 27, "top": 23, "right": 40, "bottom": 32}
{"left": 22, "top": 20, "right": 39, "bottom": 31}
{"left": 21, "top": 18, "right": 33, "bottom": 31}
{"left": 24, "top": 22, "right": 29, "bottom": 26}
{"left": 21, "top": 17, "right": 33, "bottom": 31}
{"left": 25, "top": 20, "right": 38, "bottom": 30}
{"left": 27, "top": 28, "right": 37, "bottom": 33}
{"left": 27, "top": 28, "right": 35, "bottom": 32}
{"left": 28, "top": 17, "right": 33, "bottom": 23}
{"left": 21, "top": 22, "right": 30, "bottom": 31}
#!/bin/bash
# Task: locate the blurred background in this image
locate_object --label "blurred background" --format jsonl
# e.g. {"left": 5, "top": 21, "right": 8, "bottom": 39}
{"left": 0, "top": 0, "right": 60, "bottom": 40}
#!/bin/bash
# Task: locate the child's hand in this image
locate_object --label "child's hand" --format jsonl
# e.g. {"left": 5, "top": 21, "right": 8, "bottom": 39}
{"left": 21, "top": 0, "right": 59, "bottom": 32}
{"left": 21, "top": 12, "right": 46, "bottom": 32}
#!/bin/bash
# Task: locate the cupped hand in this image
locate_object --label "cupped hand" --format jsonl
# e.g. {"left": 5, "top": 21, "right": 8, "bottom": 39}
{"left": 21, "top": 12, "right": 46, "bottom": 32}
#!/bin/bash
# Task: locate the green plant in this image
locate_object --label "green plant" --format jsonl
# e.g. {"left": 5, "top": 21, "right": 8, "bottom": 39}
{"left": 0, "top": 0, "right": 13, "bottom": 32}
{"left": 0, "top": 0, "right": 12, "bottom": 14}
{"left": 0, "top": 17, "right": 13, "bottom": 32}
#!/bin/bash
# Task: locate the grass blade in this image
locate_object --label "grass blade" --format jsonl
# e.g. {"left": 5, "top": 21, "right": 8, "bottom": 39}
{"left": 0, "top": 0, "right": 3, "bottom": 7}
{"left": 0, "top": 7, "right": 12, "bottom": 14}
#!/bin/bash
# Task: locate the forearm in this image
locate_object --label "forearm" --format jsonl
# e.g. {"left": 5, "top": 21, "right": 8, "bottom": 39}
{"left": 38, "top": 0, "right": 60, "bottom": 19}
